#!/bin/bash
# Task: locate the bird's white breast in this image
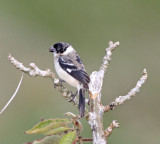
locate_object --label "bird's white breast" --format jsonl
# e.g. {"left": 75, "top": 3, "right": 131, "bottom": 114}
{"left": 54, "top": 57, "right": 80, "bottom": 89}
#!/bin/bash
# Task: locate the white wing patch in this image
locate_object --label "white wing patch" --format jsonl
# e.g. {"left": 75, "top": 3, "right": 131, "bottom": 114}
{"left": 65, "top": 63, "right": 74, "bottom": 66}
{"left": 66, "top": 68, "right": 72, "bottom": 73}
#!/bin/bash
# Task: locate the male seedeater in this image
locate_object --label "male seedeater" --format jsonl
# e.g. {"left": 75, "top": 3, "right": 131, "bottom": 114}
{"left": 49, "top": 42, "right": 90, "bottom": 117}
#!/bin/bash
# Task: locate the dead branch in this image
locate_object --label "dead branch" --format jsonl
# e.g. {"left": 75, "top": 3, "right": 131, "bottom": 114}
{"left": 104, "top": 120, "right": 119, "bottom": 138}
{"left": 103, "top": 69, "right": 147, "bottom": 112}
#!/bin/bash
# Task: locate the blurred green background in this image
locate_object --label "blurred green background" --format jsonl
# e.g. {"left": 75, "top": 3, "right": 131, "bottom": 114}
{"left": 0, "top": 0, "right": 159, "bottom": 143}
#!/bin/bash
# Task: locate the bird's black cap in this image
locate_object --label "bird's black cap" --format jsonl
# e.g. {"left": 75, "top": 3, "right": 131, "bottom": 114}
{"left": 49, "top": 42, "right": 70, "bottom": 53}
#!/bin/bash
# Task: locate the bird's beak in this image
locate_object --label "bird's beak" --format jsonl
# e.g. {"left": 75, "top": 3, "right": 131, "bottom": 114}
{"left": 49, "top": 46, "right": 55, "bottom": 52}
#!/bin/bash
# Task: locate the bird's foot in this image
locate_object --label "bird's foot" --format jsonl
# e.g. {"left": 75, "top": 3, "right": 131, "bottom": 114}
{"left": 59, "top": 79, "right": 65, "bottom": 86}
{"left": 68, "top": 91, "right": 78, "bottom": 102}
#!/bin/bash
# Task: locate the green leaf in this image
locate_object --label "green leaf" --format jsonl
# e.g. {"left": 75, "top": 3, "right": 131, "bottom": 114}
{"left": 25, "top": 135, "right": 62, "bottom": 144}
{"left": 43, "top": 126, "right": 71, "bottom": 135}
{"left": 59, "top": 131, "right": 76, "bottom": 144}
{"left": 52, "top": 118, "right": 70, "bottom": 123}
{"left": 25, "top": 118, "right": 69, "bottom": 134}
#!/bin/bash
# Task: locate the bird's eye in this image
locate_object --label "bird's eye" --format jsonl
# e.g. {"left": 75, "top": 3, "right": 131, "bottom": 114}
{"left": 53, "top": 43, "right": 58, "bottom": 49}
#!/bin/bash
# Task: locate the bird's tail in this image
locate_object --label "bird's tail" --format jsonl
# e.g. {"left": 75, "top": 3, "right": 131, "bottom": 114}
{"left": 79, "top": 88, "right": 85, "bottom": 117}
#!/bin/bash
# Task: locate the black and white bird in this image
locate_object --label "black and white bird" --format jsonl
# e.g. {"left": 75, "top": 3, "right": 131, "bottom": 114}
{"left": 49, "top": 42, "right": 90, "bottom": 117}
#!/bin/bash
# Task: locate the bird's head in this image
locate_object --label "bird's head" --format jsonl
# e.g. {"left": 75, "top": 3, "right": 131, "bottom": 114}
{"left": 49, "top": 42, "right": 74, "bottom": 56}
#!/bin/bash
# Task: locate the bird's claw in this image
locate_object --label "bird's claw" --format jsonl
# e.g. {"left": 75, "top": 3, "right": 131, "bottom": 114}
{"left": 59, "top": 79, "right": 65, "bottom": 86}
{"left": 68, "top": 91, "right": 78, "bottom": 102}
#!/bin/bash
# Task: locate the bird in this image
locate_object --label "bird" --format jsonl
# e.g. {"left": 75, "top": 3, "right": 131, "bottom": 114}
{"left": 49, "top": 42, "right": 90, "bottom": 117}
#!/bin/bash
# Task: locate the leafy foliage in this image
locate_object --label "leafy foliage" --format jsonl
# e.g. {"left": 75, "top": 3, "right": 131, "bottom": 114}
{"left": 25, "top": 114, "right": 82, "bottom": 144}
{"left": 25, "top": 119, "right": 70, "bottom": 134}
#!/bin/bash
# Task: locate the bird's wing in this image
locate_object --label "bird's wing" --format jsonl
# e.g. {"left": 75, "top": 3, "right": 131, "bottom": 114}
{"left": 58, "top": 56, "right": 90, "bottom": 88}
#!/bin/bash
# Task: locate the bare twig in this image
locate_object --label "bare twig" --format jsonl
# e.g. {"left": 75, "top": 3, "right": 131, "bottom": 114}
{"left": 100, "top": 41, "right": 120, "bottom": 75}
{"left": 8, "top": 54, "right": 89, "bottom": 114}
{"left": 81, "top": 138, "right": 93, "bottom": 141}
{"left": 103, "top": 69, "right": 148, "bottom": 112}
{"left": 0, "top": 73, "right": 23, "bottom": 115}
{"left": 8, "top": 54, "right": 55, "bottom": 78}
{"left": 73, "top": 137, "right": 93, "bottom": 144}
{"left": 104, "top": 120, "right": 119, "bottom": 138}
